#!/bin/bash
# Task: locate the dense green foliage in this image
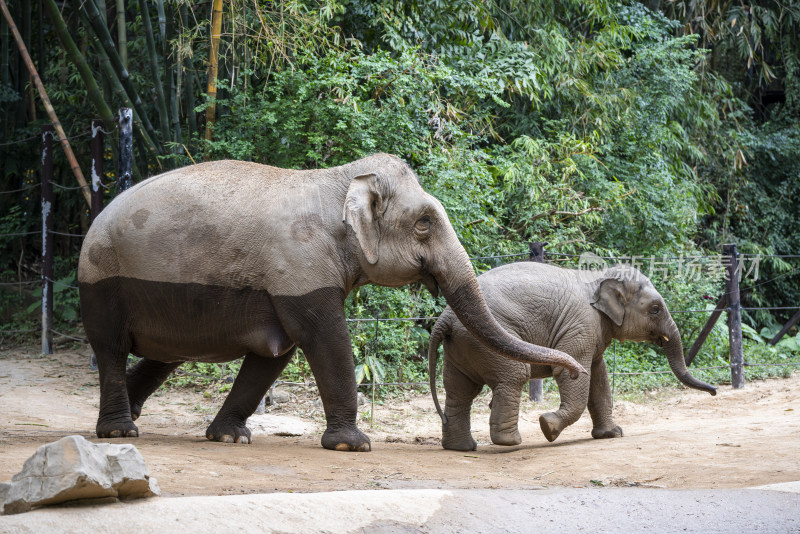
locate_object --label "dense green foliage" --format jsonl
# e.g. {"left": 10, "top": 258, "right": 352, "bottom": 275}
{"left": 1, "top": 0, "right": 798, "bottom": 392}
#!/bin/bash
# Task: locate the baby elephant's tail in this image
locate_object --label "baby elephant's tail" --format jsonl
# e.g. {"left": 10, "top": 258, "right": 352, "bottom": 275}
{"left": 428, "top": 313, "right": 452, "bottom": 426}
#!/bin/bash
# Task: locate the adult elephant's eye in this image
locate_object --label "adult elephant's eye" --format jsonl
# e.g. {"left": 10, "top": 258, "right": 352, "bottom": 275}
{"left": 415, "top": 215, "right": 431, "bottom": 235}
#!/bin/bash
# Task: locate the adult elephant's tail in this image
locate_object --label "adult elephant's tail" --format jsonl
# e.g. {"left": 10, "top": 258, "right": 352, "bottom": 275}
{"left": 429, "top": 312, "right": 452, "bottom": 426}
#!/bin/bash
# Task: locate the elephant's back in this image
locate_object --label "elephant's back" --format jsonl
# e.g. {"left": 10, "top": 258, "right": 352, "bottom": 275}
{"left": 78, "top": 160, "right": 342, "bottom": 288}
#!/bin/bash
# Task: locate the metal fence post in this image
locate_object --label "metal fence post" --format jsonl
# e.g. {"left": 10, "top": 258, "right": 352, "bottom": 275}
{"left": 371, "top": 313, "right": 378, "bottom": 426}
{"left": 90, "top": 119, "right": 105, "bottom": 222}
{"left": 117, "top": 107, "right": 133, "bottom": 192}
{"left": 724, "top": 244, "right": 745, "bottom": 389}
{"left": 528, "top": 241, "right": 547, "bottom": 402}
{"left": 40, "top": 125, "right": 54, "bottom": 355}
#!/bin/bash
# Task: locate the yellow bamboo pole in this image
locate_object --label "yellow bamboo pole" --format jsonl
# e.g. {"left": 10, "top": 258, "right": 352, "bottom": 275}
{"left": 204, "top": 0, "right": 223, "bottom": 156}
{"left": 0, "top": 0, "right": 91, "bottom": 206}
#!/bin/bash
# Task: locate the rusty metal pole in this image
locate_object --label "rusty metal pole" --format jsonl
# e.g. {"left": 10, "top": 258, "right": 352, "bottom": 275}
{"left": 40, "top": 125, "right": 54, "bottom": 355}
{"left": 117, "top": 108, "right": 133, "bottom": 192}
{"left": 684, "top": 293, "right": 729, "bottom": 366}
{"left": 90, "top": 119, "right": 104, "bottom": 223}
{"left": 724, "top": 244, "right": 745, "bottom": 389}
{"left": 768, "top": 309, "right": 800, "bottom": 346}
{"left": 528, "top": 242, "right": 547, "bottom": 402}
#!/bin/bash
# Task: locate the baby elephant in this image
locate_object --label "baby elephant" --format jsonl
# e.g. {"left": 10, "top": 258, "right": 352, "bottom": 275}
{"left": 428, "top": 262, "right": 717, "bottom": 451}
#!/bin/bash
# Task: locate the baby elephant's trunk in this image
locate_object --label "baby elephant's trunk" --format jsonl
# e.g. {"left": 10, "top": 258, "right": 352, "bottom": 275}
{"left": 663, "top": 319, "right": 717, "bottom": 395}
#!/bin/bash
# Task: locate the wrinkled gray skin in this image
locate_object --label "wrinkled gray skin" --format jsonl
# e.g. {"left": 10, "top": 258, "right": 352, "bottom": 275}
{"left": 429, "top": 262, "right": 717, "bottom": 451}
{"left": 79, "top": 154, "right": 585, "bottom": 452}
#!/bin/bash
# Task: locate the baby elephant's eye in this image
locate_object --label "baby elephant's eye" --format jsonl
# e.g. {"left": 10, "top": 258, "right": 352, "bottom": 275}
{"left": 415, "top": 215, "right": 431, "bottom": 234}
{"left": 650, "top": 304, "right": 662, "bottom": 315}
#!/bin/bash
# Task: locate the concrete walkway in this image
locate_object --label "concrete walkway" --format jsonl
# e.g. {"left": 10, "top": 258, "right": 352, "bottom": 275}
{"left": 1, "top": 486, "right": 798, "bottom": 533}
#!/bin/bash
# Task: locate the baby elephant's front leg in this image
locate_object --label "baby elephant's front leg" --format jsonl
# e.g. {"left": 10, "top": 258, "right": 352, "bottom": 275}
{"left": 539, "top": 367, "right": 590, "bottom": 442}
{"left": 588, "top": 357, "right": 623, "bottom": 439}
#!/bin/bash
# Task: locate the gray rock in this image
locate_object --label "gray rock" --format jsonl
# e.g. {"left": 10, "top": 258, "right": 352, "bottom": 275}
{"left": 1, "top": 435, "right": 160, "bottom": 515}
{"left": 357, "top": 392, "right": 368, "bottom": 406}
{"left": 246, "top": 414, "right": 316, "bottom": 437}
{"left": 267, "top": 387, "right": 291, "bottom": 404}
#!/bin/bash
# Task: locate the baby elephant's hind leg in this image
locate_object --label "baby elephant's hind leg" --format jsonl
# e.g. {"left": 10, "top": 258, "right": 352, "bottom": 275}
{"left": 441, "top": 362, "right": 482, "bottom": 451}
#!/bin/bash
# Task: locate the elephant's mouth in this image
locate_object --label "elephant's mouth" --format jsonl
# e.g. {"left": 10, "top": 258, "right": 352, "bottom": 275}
{"left": 652, "top": 333, "right": 670, "bottom": 347}
{"left": 420, "top": 270, "right": 440, "bottom": 298}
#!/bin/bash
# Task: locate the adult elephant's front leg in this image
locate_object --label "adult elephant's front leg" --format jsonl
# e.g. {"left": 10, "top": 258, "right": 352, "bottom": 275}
{"left": 273, "top": 289, "right": 370, "bottom": 452}
{"left": 206, "top": 350, "right": 293, "bottom": 444}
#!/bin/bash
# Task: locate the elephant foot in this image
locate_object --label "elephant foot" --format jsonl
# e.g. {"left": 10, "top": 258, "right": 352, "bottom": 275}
{"left": 539, "top": 412, "right": 564, "bottom": 443}
{"left": 96, "top": 419, "right": 139, "bottom": 439}
{"left": 321, "top": 427, "right": 371, "bottom": 452}
{"left": 442, "top": 431, "right": 477, "bottom": 451}
{"left": 129, "top": 400, "right": 143, "bottom": 421}
{"left": 490, "top": 427, "right": 522, "bottom": 446}
{"left": 206, "top": 418, "right": 252, "bottom": 444}
{"left": 592, "top": 425, "right": 623, "bottom": 439}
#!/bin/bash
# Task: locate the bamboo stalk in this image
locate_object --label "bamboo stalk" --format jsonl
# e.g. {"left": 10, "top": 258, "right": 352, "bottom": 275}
{"left": 1, "top": 11, "right": 9, "bottom": 137}
{"left": 204, "top": 0, "right": 223, "bottom": 150}
{"left": 0, "top": 0, "right": 91, "bottom": 205}
{"left": 79, "top": 0, "right": 160, "bottom": 153}
{"left": 137, "top": 0, "right": 169, "bottom": 139}
{"left": 42, "top": 0, "right": 114, "bottom": 126}
{"left": 166, "top": 4, "right": 181, "bottom": 154}
{"left": 180, "top": 3, "right": 195, "bottom": 142}
{"left": 155, "top": 0, "right": 165, "bottom": 43}
{"left": 77, "top": 7, "right": 159, "bottom": 158}
{"left": 116, "top": 0, "right": 126, "bottom": 68}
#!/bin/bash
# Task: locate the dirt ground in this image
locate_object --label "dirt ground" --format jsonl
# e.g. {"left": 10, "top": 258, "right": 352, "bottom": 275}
{"left": 1, "top": 347, "right": 798, "bottom": 497}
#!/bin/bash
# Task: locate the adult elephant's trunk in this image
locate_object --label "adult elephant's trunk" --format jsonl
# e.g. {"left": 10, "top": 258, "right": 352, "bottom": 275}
{"left": 662, "top": 317, "right": 717, "bottom": 395}
{"left": 427, "top": 245, "right": 586, "bottom": 378}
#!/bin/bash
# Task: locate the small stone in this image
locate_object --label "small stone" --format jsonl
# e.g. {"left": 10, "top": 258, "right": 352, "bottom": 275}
{"left": 0, "top": 435, "right": 159, "bottom": 515}
{"left": 267, "top": 387, "right": 291, "bottom": 404}
{"left": 357, "top": 392, "right": 368, "bottom": 406}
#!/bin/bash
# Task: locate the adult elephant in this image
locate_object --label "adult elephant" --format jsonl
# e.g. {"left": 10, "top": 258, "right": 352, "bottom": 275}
{"left": 79, "top": 154, "right": 585, "bottom": 452}
{"left": 428, "top": 262, "right": 717, "bottom": 451}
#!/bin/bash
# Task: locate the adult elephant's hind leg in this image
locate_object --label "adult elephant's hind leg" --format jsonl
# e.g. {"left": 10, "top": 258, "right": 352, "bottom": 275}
{"left": 83, "top": 281, "right": 138, "bottom": 439}
{"left": 206, "top": 350, "right": 294, "bottom": 444}
{"left": 127, "top": 359, "right": 182, "bottom": 421}
{"left": 94, "top": 344, "right": 139, "bottom": 438}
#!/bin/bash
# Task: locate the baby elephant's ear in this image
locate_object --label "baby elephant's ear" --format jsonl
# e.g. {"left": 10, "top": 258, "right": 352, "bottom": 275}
{"left": 590, "top": 278, "right": 626, "bottom": 326}
{"left": 343, "top": 173, "right": 382, "bottom": 265}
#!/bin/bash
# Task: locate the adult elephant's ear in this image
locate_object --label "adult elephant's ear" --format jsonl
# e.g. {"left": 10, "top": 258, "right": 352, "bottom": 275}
{"left": 343, "top": 173, "right": 383, "bottom": 265}
{"left": 590, "top": 278, "right": 627, "bottom": 326}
